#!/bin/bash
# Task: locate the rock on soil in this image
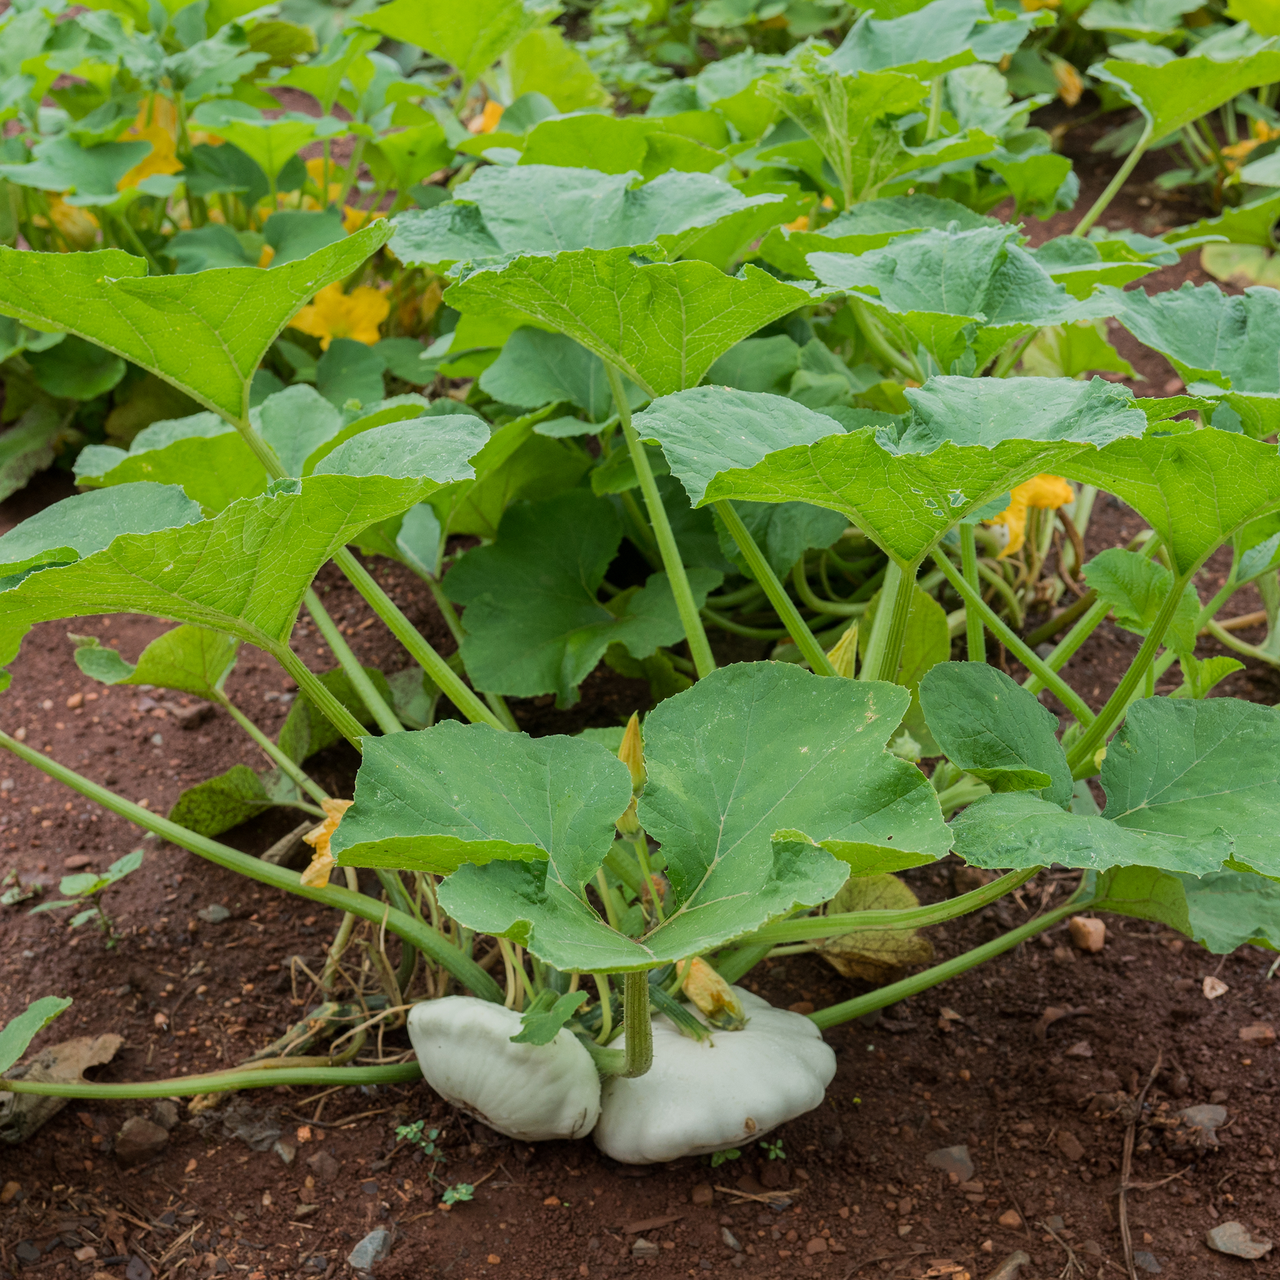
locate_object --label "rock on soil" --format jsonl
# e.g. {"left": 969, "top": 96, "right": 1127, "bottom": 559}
{"left": 113, "top": 1116, "right": 169, "bottom": 1167}
{"left": 1205, "top": 1222, "right": 1274, "bottom": 1259}
{"left": 925, "top": 1144, "right": 974, "bottom": 1181}
{"left": 347, "top": 1228, "right": 392, "bottom": 1271}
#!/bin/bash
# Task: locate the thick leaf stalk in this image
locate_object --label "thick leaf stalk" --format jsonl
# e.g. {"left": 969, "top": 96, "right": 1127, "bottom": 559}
{"left": 810, "top": 882, "right": 1092, "bottom": 1030}
{"left": 860, "top": 558, "right": 917, "bottom": 684}
{"left": 304, "top": 588, "right": 405, "bottom": 735}
{"left": 0, "top": 1062, "right": 422, "bottom": 1100}
{"left": 714, "top": 500, "right": 838, "bottom": 676}
{"left": 1073, "top": 124, "right": 1153, "bottom": 238}
{"left": 333, "top": 547, "right": 506, "bottom": 730}
{"left": 605, "top": 363, "right": 716, "bottom": 679}
{"left": 1066, "top": 568, "right": 1197, "bottom": 773}
{"left": 958, "top": 524, "right": 986, "bottom": 664}
{"left": 0, "top": 731, "right": 504, "bottom": 1003}
{"left": 620, "top": 970, "right": 654, "bottom": 1078}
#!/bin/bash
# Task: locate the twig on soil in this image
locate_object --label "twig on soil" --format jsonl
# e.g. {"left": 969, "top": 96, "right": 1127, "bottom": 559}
{"left": 840, "top": 1244, "right": 929, "bottom": 1279}
{"left": 1039, "top": 1219, "right": 1085, "bottom": 1278}
{"left": 990, "top": 1118, "right": 1032, "bottom": 1241}
{"left": 1116, "top": 1054, "right": 1162, "bottom": 1280}
{"left": 713, "top": 1184, "right": 798, "bottom": 1205}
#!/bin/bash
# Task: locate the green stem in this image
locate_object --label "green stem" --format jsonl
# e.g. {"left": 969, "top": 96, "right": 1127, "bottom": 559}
{"left": 333, "top": 547, "right": 504, "bottom": 730}
{"left": 709, "top": 502, "right": 836, "bottom": 675}
{"left": 975, "top": 557, "right": 1023, "bottom": 628}
{"left": 593, "top": 973, "right": 613, "bottom": 1045}
{"left": 860, "top": 558, "right": 917, "bottom": 684}
{"left": 620, "top": 971, "right": 653, "bottom": 1078}
{"left": 924, "top": 75, "right": 944, "bottom": 142}
{"left": 631, "top": 832, "right": 665, "bottom": 924}
{"left": 712, "top": 941, "right": 775, "bottom": 985}
{"left": 932, "top": 549, "right": 1095, "bottom": 726}
{"left": 1024, "top": 596, "right": 1110, "bottom": 695}
{"left": 746, "top": 867, "right": 1037, "bottom": 945}
{"left": 607, "top": 364, "right": 715, "bottom": 678}
{"left": 791, "top": 557, "right": 865, "bottom": 617}
{"left": 266, "top": 642, "right": 369, "bottom": 749}
{"left": 851, "top": 302, "right": 923, "bottom": 382}
{"left": 0, "top": 731, "right": 504, "bottom": 1003}
{"left": 810, "top": 887, "right": 1090, "bottom": 1031}
{"left": 701, "top": 608, "right": 787, "bottom": 640}
{"left": 219, "top": 697, "right": 329, "bottom": 805}
{"left": 0, "top": 1063, "right": 421, "bottom": 1101}
{"left": 1066, "top": 568, "right": 1195, "bottom": 772}
{"left": 1023, "top": 589, "right": 1099, "bottom": 650}
{"left": 1206, "top": 619, "right": 1280, "bottom": 668}
{"left": 959, "top": 525, "right": 986, "bottom": 663}
{"left": 988, "top": 330, "right": 1036, "bottom": 379}
{"left": 1073, "top": 123, "right": 1153, "bottom": 237}
{"left": 304, "top": 588, "right": 404, "bottom": 735}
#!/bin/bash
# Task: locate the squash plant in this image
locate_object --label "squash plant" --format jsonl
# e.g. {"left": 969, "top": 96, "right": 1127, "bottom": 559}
{"left": 3, "top": 27, "right": 1280, "bottom": 1165}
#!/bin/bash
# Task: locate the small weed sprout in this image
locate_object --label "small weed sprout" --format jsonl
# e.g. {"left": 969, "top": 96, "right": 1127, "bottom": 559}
{"left": 395, "top": 1120, "right": 474, "bottom": 1205}
{"left": 27, "top": 851, "right": 142, "bottom": 948}
{"left": 709, "top": 1148, "right": 741, "bottom": 1167}
{"left": 761, "top": 1139, "right": 786, "bottom": 1161}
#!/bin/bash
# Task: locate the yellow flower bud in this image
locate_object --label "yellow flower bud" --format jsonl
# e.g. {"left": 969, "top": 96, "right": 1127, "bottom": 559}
{"left": 680, "top": 956, "right": 746, "bottom": 1030}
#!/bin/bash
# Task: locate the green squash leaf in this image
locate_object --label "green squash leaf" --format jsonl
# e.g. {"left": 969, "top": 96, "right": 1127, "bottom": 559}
{"left": 952, "top": 697, "right": 1280, "bottom": 877}
{"left": 389, "top": 166, "right": 790, "bottom": 272}
{"left": 358, "top": 0, "right": 560, "bottom": 89}
{"left": 1092, "top": 42, "right": 1280, "bottom": 146}
{"left": 0, "top": 421, "right": 484, "bottom": 688}
{"left": 1061, "top": 426, "right": 1280, "bottom": 575}
{"left": 277, "top": 665, "right": 395, "bottom": 763}
{"left": 168, "top": 763, "right": 295, "bottom": 838}
{"left": 510, "top": 988, "right": 591, "bottom": 1044}
{"left": 444, "top": 248, "right": 819, "bottom": 398}
{"left": 809, "top": 225, "right": 1112, "bottom": 372}
{"left": 443, "top": 490, "right": 721, "bottom": 706}
{"left": 1082, "top": 547, "right": 1200, "bottom": 655}
{"left": 1104, "top": 281, "right": 1280, "bottom": 438}
{"left": 817, "top": 872, "right": 933, "bottom": 981}
{"left": 71, "top": 625, "right": 239, "bottom": 700}
{"left": 920, "top": 661, "right": 1072, "bottom": 804}
{"left": 633, "top": 378, "right": 1146, "bottom": 564}
{"left": 0, "top": 996, "right": 73, "bottom": 1075}
{"left": 333, "top": 722, "right": 632, "bottom": 875}
{"left": 0, "top": 223, "right": 391, "bottom": 422}
{"left": 712, "top": 500, "right": 848, "bottom": 581}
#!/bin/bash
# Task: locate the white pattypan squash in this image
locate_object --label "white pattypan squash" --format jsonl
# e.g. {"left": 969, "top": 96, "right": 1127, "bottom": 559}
{"left": 408, "top": 997, "right": 601, "bottom": 1142}
{"left": 593, "top": 987, "right": 836, "bottom": 1164}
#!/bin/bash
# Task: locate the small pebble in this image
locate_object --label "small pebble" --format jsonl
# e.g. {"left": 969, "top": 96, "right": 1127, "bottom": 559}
{"left": 1203, "top": 976, "right": 1229, "bottom": 999}
{"left": 998, "top": 1209, "right": 1023, "bottom": 1229}
{"left": 1239, "top": 1023, "right": 1275, "bottom": 1043}
{"left": 346, "top": 1228, "right": 392, "bottom": 1271}
{"left": 691, "top": 1183, "right": 714, "bottom": 1206}
{"left": 0, "top": 1182, "right": 20, "bottom": 1205}
{"left": 1206, "top": 1222, "right": 1273, "bottom": 1259}
{"left": 1068, "top": 916, "right": 1106, "bottom": 952}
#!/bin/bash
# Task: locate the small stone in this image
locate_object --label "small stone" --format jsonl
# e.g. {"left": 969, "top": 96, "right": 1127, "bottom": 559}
{"left": 805, "top": 1238, "right": 827, "bottom": 1255}
{"left": 1064, "top": 1040, "right": 1093, "bottom": 1058}
{"left": 926, "top": 1145, "right": 974, "bottom": 1182}
{"left": 15, "top": 1243, "right": 40, "bottom": 1265}
{"left": 346, "top": 1228, "right": 392, "bottom": 1271}
{"left": 631, "top": 1239, "right": 660, "bottom": 1259}
{"left": 114, "top": 1117, "right": 169, "bottom": 1168}
{"left": 722, "top": 1227, "right": 742, "bottom": 1252}
{"left": 1080, "top": 1240, "right": 1102, "bottom": 1257}
{"left": 1210, "top": 1088, "right": 1231, "bottom": 1105}
{"left": 151, "top": 1100, "right": 180, "bottom": 1131}
{"left": 306, "top": 1150, "right": 340, "bottom": 1182}
{"left": 998, "top": 1209, "right": 1023, "bottom": 1229}
{"left": 1045, "top": 1216, "right": 1065, "bottom": 1232}
{"left": 197, "top": 904, "right": 230, "bottom": 924}
{"left": 360, "top": 1180, "right": 378, "bottom": 1196}
{"left": 1068, "top": 917, "right": 1106, "bottom": 952}
{"left": 305, "top": 1257, "right": 327, "bottom": 1271}
{"left": 1203, "top": 976, "right": 1229, "bottom": 1000}
{"left": 986, "top": 1252, "right": 1031, "bottom": 1280}
{"left": 1239, "top": 1022, "right": 1276, "bottom": 1043}
{"left": 66, "top": 692, "right": 84, "bottom": 709}
{"left": 174, "top": 703, "right": 213, "bottom": 730}
{"left": 1177, "top": 1103, "right": 1228, "bottom": 1134}
{"left": 1055, "top": 1130, "right": 1085, "bottom": 1162}
{"left": 1133, "top": 1250, "right": 1162, "bottom": 1274}
{"left": 293, "top": 1205, "right": 320, "bottom": 1220}
{"left": 0, "top": 1181, "right": 20, "bottom": 1205}
{"left": 1206, "top": 1223, "right": 1273, "bottom": 1259}
{"left": 125, "top": 1256, "right": 152, "bottom": 1280}
{"left": 691, "top": 1183, "right": 714, "bottom": 1206}
{"left": 63, "top": 855, "right": 92, "bottom": 870}
{"left": 273, "top": 1138, "right": 296, "bottom": 1166}
{"left": 75, "top": 1247, "right": 98, "bottom": 1262}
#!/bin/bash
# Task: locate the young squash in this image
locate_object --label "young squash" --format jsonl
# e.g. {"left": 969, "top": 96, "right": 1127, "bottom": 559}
{"left": 592, "top": 987, "right": 836, "bottom": 1164}
{"left": 408, "top": 997, "right": 602, "bottom": 1142}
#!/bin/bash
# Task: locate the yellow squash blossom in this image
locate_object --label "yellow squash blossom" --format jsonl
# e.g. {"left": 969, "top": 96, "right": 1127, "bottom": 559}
{"left": 1051, "top": 57, "right": 1083, "bottom": 108}
{"left": 784, "top": 214, "right": 810, "bottom": 231}
{"left": 342, "top": 205, "right": 387, "bottom": 235}
{"left": 680, "top": 956, "right": 746, "bottom": 1029}
{"left": 1222, "top": 119, "right": 1280, "bottom": 170}
{"left": 291, "top": 282, "right": 390, "bottom": 349}
{"left": 117, "top": 95, "right": 182, "bottom": 190}
{"left": 300, "top": 798, "right": 353, "bottom": 887}
{"left": 305, "top": 156, "right": 346, "bottom": 208}
{"left": 39, "top": 196, "right": 99, "bottom": 249}
{"left": 988, "top": 474, "right": 1074, "bottom": 557}
{"left": 468, "top": 100, "right": 505, "bottom": 134}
